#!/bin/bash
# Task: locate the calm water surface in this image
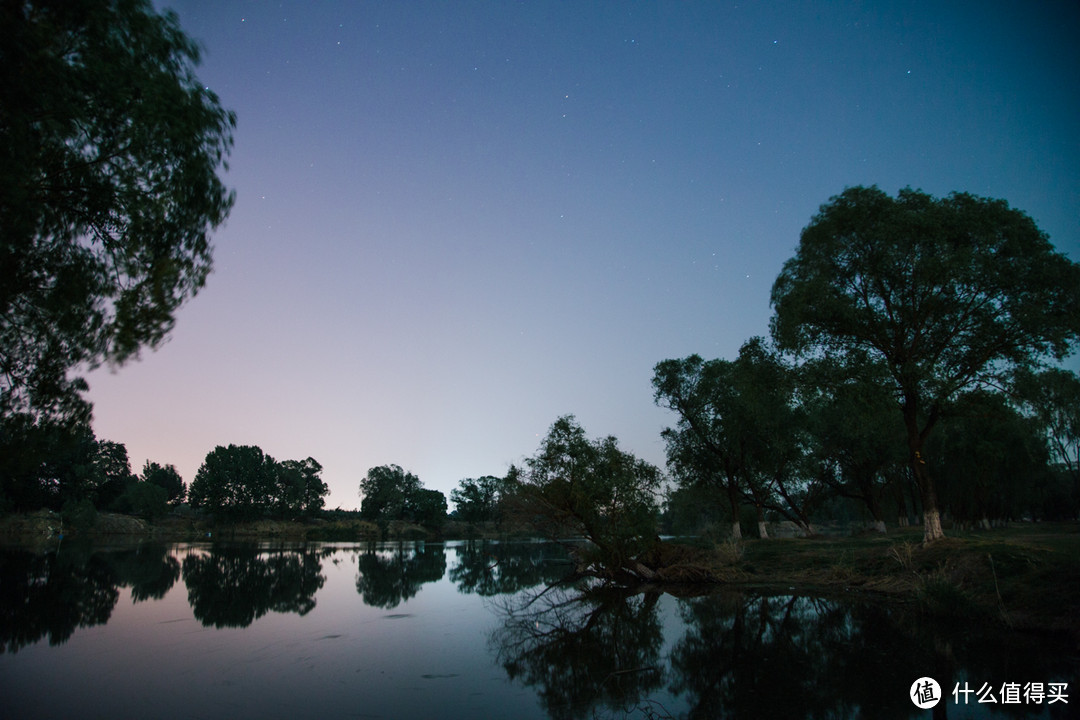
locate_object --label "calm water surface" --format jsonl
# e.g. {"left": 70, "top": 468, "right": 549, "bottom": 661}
{"left": 0, "top": 540, "right": 1075, "bottom": 719}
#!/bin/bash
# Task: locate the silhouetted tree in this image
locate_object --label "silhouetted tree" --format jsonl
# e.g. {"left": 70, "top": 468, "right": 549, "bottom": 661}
{"left": 800, "top": 357, "right": 908, "bottom": 532}
{"left": 1, "top": 0, "right": 236, "bottom": 423}
{"left": 359, "top": 464, "right": 421, "bottom": 530}
{"left": 0, "top": 416, "right": 101, "bottom": 511}
{"left": 358, "top": 465, "right": 444, "bottom": 532}
{"left": 89, "top": 439, "right": 135, "bottom": 509}
{"left": 451, "top": 476, "right": 504, "bottom": 526}
{"left": 189, "top": 445, "right": 328, "bottom": 520}
{"left": 273, "top": 457, "right": 328, "bottom": 518}
{"left": 771, "top": 186, "right": 1080, "bottom": 541}
{"left": 509, "top": 416, "right": 663, "bottom": 582}
{"left": 189, "top": 445, "right": 272, "bottom": 520}
{"left": 140, "top": 461, "right": 186, "bottom": 506}
{"left": 654, "top": 339, "right": 824, "bottom": 538}
{"left": 409, "top": 487, "right": 447, "bottom": 530}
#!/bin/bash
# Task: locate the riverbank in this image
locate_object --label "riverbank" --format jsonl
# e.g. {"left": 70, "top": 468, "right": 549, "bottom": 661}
{"left": 654, "top": 523, "right": 1080, "bottom": 641}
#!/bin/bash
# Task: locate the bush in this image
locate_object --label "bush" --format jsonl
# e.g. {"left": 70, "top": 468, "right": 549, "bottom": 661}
{"left": 60, "top": 498, "right": 98, "bottom": 535}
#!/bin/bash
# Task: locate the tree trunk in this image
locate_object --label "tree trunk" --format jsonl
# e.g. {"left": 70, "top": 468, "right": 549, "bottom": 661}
{"left": 923, "top": 507, "right": 944, "bottom": 543}
{"left": 904, "top": 399, "right": 945, "bottom": 543}
{"left": 915, "top": 460, "right": 945, "bottom": 543}
{"left": 630, "top": 560, "right": 657, "bottom": 582}
{"left": 871, "top": 519, "right": 887, "bottom": 534}
{"left": 726, "top": 476, "right": 743, "bottom": 541}
{"left": 757, "top": 520, "right": 769, "bottom": 539}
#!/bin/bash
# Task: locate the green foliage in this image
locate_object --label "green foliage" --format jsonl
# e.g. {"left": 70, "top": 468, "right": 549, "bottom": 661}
{"left": 662, "top": 482, "right": 727, "bottom": 537}
{"left": 800, "top": 357, "right": 908, "bottom": 527}
{"left": 512, "top": 416, "right": 662, "bottom": 580}
{"left": 770, "top": 186, "right": 1080, "bottom": 540}
{"left": 1, "top": 0, "right": 236, "bottom": 423}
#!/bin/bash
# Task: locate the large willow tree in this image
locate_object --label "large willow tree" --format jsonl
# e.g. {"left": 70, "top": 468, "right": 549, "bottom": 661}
{"left": 770, "top": 186, "right": 1080, "bottom": 542}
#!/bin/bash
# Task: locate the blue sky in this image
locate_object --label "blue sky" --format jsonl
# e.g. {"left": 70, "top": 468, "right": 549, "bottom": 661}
{"left": 87, "top": 0, "right": 1080, "bottom": 510}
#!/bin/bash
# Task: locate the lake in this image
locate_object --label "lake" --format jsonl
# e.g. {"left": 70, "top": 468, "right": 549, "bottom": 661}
{"left": 0, "top": 540, "right": 1075, "bottom": 719}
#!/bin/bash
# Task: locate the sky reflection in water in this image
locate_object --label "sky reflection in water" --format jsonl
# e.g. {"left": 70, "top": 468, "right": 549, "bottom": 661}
{"left": 0, "top": 541, "right": 1075, "bottom": 719}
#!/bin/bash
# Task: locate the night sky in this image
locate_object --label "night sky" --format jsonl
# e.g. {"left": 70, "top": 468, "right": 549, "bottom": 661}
{"left": 86, "top": 1, "right": 1080, "bottom": 511}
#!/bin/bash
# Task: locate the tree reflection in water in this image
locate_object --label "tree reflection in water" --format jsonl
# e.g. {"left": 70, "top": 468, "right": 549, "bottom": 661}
{"left": 0, "top": 544, "right": 119, "bottom": 653}
{"left": 670, "top": 591, "right": 1078, "bottom": 719}
{"left": 108, "top": 544, "right": 181, "bottom": 602}
{"left": 450, "top": 540, "right": 569, "bottom": 596}
{"left": 492, "top": 582, "right": 1080, "bottom": 720}
{"left": 354, "top": 542, "right": 446, "bottom": 609}
{"left": 3, "top": 542, "right": 1076, "bottom": 718}
{"left": 181, "top": 545, "right": 328, "bottom": 628}
{"left": 490, "top": 581, "right": 666, "bottom": 720}
{"left": 0, "top": 542, "right": 184, "bottom": 653}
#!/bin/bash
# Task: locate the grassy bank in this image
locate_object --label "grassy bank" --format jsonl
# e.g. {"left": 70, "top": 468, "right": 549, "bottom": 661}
{"left": 655, "top": 523, "right": 1080, "bottom": 639}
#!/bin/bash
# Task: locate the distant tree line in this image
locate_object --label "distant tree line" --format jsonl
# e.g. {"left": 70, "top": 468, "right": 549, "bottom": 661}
{"left": 0, "top": 419, "right": 330, "bottom": 526}
{"left": 0, "top": 417, "right": 187, "bottom": 523}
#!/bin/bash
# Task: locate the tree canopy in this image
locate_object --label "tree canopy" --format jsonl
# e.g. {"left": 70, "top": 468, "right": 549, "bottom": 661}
{"left": 358, "top": 464, "right": 445, "bottom": 533}
{"left": 0, "top": 0, "right": 235, "bottom": 423}
{"left": 450, "top": 475, "right": 506, "bottom": 526}
{"left": 770, "top": 186, "right": 1080, "bottom": 541}
{"left": 653, "top": 338, "right": 822, "bottom": 539}
{"left": 189, "top": 445, "right": 328, "bottom": 520}
{"left": 510, "top": 415, "right": 663, "bottom": 582}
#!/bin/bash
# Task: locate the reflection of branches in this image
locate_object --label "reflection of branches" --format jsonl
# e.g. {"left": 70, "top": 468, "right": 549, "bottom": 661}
{"left": 669, "top": 593, "right": 854, "bottom": 719}
{"left": 182, "top": 545, "right": 326, "bottom": 628}
{"left": 449, "top": 541, "right": 571, "bottom": 596}
{"left": 490, "top": 581, "right": 665, "bottom": 720}
{"left": 354, "top": 542, "right": 445, "bottom": 609}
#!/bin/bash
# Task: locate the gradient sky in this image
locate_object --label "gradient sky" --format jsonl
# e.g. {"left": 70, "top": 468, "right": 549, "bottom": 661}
{"left": 86, "top": 0, "right": 1080, "bottom": 511}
